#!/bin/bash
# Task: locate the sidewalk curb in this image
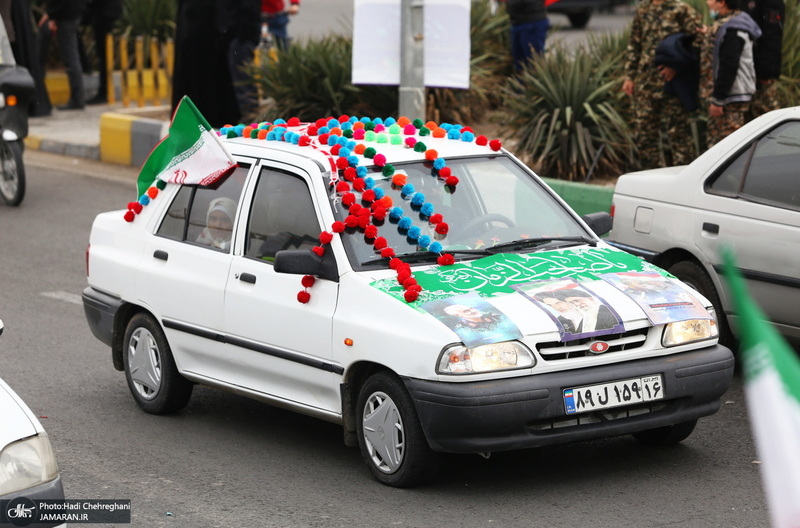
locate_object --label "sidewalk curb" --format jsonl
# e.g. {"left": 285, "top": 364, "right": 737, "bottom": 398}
{"left": 99, "top": 112, "right": 168, "bottom": 167}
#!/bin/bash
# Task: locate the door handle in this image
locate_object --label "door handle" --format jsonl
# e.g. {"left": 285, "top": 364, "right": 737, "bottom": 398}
{"left": 153, "top": 250, "right": 168, "bottom": 261}
{"left": 702, "top": 222, "right": 719, "bottom": 235}
{"left": 239, "top": 273, "right": 257, "bottom": 284}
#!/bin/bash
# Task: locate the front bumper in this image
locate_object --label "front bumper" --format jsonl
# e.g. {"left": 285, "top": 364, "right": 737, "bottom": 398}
{"left": 0, "top": 475, "right": 66, "bottom": 528}
{"left": 404, "top": 344, "right": 734, "bottom": 453}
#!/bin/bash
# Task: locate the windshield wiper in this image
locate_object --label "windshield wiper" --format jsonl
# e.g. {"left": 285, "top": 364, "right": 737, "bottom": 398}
{"left": 485, "top": 236, "right": 597, "bottom": 254}
{"left": 360, "top": 248, "right": 492, "bottom": 267}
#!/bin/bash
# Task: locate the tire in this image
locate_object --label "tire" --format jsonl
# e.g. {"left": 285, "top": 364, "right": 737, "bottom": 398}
{"left": 0, "top": 140, "right": 25, "bottom": 206}
{"left": 356, "top": 372, "right": 440, "bottom": 487}
{"left": 122, "top": 312, "right": 193, "bottom": 414}
{"left": 633, "top": 419, "right": 697, "bottom": 445}
{"left": 668, "top": 260, "right": 734, "bottom": 347}
{"left": 567, "top": 12, "right": 591, "bottom": 29}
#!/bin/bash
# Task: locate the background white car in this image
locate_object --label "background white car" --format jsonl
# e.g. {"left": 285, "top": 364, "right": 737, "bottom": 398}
{"left": 609, "top": 107, "right": 800, "bottom": 348}
{"left": 0, "top": 319, "right": 65, "bottom": 528}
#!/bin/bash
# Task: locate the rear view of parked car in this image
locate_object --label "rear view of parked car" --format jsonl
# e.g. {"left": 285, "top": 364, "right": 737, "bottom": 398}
{"left": 609, "top": 107, "right": 800, "bottom": 348}
{"left": 0, "top": 319, "right": 65, "bottom": 528}
{"left": 83, "top": 113, "right": 734, "bottom": 487}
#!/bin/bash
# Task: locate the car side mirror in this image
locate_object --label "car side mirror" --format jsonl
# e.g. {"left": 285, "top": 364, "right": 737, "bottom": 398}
{"left": 581, "top": 212, "right": 613, "bottom": 237}
{"left": 274, "top": 249, "right": 339, "bottom": 282}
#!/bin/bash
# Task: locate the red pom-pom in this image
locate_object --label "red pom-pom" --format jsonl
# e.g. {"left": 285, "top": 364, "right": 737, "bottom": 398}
{"left": 389, "top": 257, "right": 402, "bottom": 269}
{"left": 336, "top": 157, "right": 349, "bottom": 170}
{"left": 435, "top": 222, "right": 449, "bottom": 234}
{"left": 353, "top": 178, "right": 366, "bottom": 192}
{"left": 429, "top": 213, "right": 443, "bottom": 224}
{"left": 403, "top": 289, "right": 419, "bottom": 302}
{"left": 357, "top": 215, "right": 371, "bottom": 229}
{"left": 319, "top": 133, "right": 330, "bottom": 144}
{"left": 127, "top": 201, "right": 137, "bottom": 210}
{"left": 133, "top": 202, "right": 143, "bottom": 214}
{"left": 402, "top": 277, "right": 418, "bottom": 289}
{"left": 407, "top": 284, "right": 422, "bottom": 293}
{"left": 343, "top": 167, "right": 356, "bottom": 181}
{"left": 371, "top": 206, "right": 386, "bottom": 221}
{"left": 373, "top": 153, "right": 387, "bottom": 167}
{"left": 397, "top": 269, "right": 411, "bottom": 284}
{"left": 332, "top": 221, "right": 345, "bottom": 233}
{"left": 364, "top": 224, "right": 378, "bottom": 239}
{"left": 315, "top": 118, "right": 328, "bottom": 128}
{"left": 124, "top": 210, "right": 135, "bottom": 222}
{"left": 489, "top": 139, "right": 502, "bottom": 151}
{"left": 345, "top": 215, "right": 359, "bottom": 228}
{"left": 350, "top": 203, "right": 363, "bottom": 215}
{"left": 338, "top": 115, "right": 350, "bottom": 123}
{"left": 307, "top": 126, "right": 319, "bottom": 136}
{"left": 301, "top": 275, "right": 316, "bottom": 288}
{"left": 476, "top": 135, "right": 488, "bottom": 146}
{"left": 373, "top": 236, "right": 388, "bottom": 250}
{"left": 287, "top": 117, "right": 301, "bottom": 126}
{"left": 380, "top": 247, "right": 395, "bottom": 258}
{"left": 319, "top": 231, "right": 333, "bottom": 244}
{"left": 445, "top": 176, "right": 459, "bottom": 186}
{"left": 342, "top": 192, "right": 356, "bottom": 207}
{"left": 330, "top": 144, "right": 342, "bottom": 156}
{"left": 299, "top": 135, "right": 311, "bottom": 146}
{"left": 336, "top": 181, "right": 351, "bottom": 193}
{"left": 312, "top": 246, "right": 325, "bottom": 257}
{"left": 362, "top": 189, "right": 376, "bottom": 202}
{"left": 438, "top": 167, "right": 451, "bottom": 178}
{"left": 297, "top": 290, "right": 311, "bottom": 304}
{"left": 437, "top": 253, "right": 455, "bottom": 266}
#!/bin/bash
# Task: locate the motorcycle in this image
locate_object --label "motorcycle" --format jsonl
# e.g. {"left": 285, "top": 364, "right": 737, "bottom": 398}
{"left": 0, "top": 18, "right": 34, "bottom": 207}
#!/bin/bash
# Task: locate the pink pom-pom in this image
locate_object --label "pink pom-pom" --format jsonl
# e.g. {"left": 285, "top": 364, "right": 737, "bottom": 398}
{"left": 403, "top": 124, "right": 416, "bottom": 135}
{"left": 319, "top": 231, "right": 333, "bottom": 244}
{"left": 353, "top": 129, "right": 366, "bottom": 140}
{"left": 373, "top": 153, "right": 387, "bottom": 167}
{"left": 332, "top": 221, "right": 345, "bottom": 233}
{"left": 405, "top": 137, "right": 417, "bottom": 148}
{"left": 301, "top": 275, "right": 316, "bottom": 288}
{"left": 297, "top": 291, "right": 311, "bottom": 304}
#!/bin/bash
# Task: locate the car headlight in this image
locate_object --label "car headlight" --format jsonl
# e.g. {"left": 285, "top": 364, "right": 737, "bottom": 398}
{"left": 662, "top": 307, "right": 719, "bottom": 347}
{"left": 437, "top": 341, "right": 536, "bottom": 374}
{"left": 0, "top": 433, "right": 60, "bottom": 495}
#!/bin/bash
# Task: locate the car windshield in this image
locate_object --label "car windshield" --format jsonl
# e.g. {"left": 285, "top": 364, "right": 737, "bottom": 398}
{"left": 333, "top": 155, "right": 590, "bottom": 269}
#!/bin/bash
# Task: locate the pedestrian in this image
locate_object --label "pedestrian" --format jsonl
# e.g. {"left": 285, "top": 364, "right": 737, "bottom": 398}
{"left": 701, "top": 0, "right": 761, "bottom": 148}
{"left": 4, "top": 0, "right": 52, "bottom": 116}
{"left": 741, "top": 0, "right": 784, "bottom": 119}
{"left": 83, "top": 0, "right": 122, "bottom": 105}
{"left": 220, "top": 0, "right": 260, "bottom": 121}
{"left": 261, "top": 0, "right": 299, "bottom": 50}
{"left": 38, "top": 0, "right": 88, "bottom": 110}
{"left": 622, "top": 0, "right": 704, "bottom": 169}
{"left": 500, "top": 0, "right": 549, "bottom": 72}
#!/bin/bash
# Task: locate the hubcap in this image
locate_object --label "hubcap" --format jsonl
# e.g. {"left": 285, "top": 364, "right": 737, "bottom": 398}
{"left": 127, "top": 327, "right": 162, "bottom": 400}
{"left": 362, "top": 391, "right": 405, "bottom": 473}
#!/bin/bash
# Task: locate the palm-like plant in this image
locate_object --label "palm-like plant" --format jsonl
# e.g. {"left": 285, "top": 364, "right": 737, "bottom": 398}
{"left": 118, "top": 0, "right": 177, "bottom": 41}
{"left": 503, "top": 42, "right": 634, "bottom": 181}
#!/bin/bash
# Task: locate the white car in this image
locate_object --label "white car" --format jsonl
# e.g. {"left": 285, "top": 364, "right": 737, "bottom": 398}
{"left": 609, "top": 107, "right": 800, "bottom": 347}
{"left": 82, "top": 116, "right": 733, "bottom": 487}
{"left": 0, "top": 319, "right": 65, "bottom": 528}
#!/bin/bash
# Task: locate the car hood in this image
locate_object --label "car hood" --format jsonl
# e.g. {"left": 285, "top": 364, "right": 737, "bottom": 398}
{"left": 0, "top": 377, "right": 40, "bottom": 448}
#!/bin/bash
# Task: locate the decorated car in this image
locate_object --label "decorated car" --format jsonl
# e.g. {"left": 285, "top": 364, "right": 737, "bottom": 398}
{"left": 82, "top": 98, "right": 734, "bottom": 487}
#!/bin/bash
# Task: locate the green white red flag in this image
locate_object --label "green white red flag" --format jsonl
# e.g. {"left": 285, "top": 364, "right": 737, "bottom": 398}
{"left": 136, "top": 96, "right": 236, "bottom": 197}
{"left": 723, "top": 249, "right": 800, "bottom": 528}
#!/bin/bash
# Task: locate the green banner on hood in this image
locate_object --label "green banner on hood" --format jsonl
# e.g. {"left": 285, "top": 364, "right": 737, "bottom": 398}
{"left": 372, "top": 247, "right": 667, "bottom": 305}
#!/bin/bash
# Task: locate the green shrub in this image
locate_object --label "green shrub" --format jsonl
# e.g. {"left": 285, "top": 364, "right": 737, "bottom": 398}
{"left": 118, "top": 0, "right": 177, "bottom": 40}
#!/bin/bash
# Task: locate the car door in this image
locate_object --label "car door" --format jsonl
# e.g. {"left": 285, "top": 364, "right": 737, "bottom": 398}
{"left": 222, "top": 162, "right": 341, "bottom": 416}
{"left": 694, "top": 120, "right": 800, "bottom": 334}
{"left": 136, "top": 165, "right": 249, "bottom": 375}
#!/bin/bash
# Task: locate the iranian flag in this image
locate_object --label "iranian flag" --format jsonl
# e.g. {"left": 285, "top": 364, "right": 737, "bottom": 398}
{"left": 723, "top": 249, "right": 800, "bottom": 528}
{"left": 136, "top": 96, "right": 236, "bottom": 197}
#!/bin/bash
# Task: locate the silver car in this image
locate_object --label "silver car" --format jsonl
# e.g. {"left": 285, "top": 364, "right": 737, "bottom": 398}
{"left": 608, "top": 107, "right": 800, "bottom": 347}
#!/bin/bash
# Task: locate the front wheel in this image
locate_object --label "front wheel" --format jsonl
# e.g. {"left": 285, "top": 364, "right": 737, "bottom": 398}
{"left": 122, "top": 312, "right": 193, "bottom": 414}
{"left": 0, "top": 140, "right": 25, "bottom": 206}
{"left": 356, "top": 372, "right": 440, "bottom": 487}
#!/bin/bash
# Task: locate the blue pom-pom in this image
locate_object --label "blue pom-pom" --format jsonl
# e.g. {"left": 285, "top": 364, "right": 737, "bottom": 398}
{"left": 411, "top": 193, "right": 425, "bottom": 206}
{"left": 339, "top": 147, "right": 351, "bottom": 158}
{"left": 356, "top": 166, "right": 368, "bottom": 177}
{"left": 420, "top": 202, "right": 434, "bottom": 216}
{"left": 429, "top": 241, "right": 443, "bottom": 253}
{"left": 389, "top": 207, "right": 404, "bottom": 220}
{"left": 401, "top": 184, "right": 415, "bottom": 196}
{"left": 398, "top": 217, "right": 413, "bottom": 230}
{"left": 363, "top": 176, "right": 375, "bottom": 189}
{"left": 328, "top": 118, "right": 339, "bottom": 128}
{"left": 341, "top": 121, "right": 352, "bottom": 130}
{"left": 327, "top": 136, "right": 338, "bottom": 146}
{"left": 348, "top": 155, "right": 359, "bottom": 167}
{"left": 337, "top": 136, "right": 348, "bottom": 146}
{"left": 138, "top": 195, "right": 150, "bottom": 205}
{"left": 374, "top": 187, "right": 385, "bottom": 199}
{"left": 462, "top": 131, "right": 475, "bottom": 142}
{"left": 267, "top": 131, "right": 278, "bottom": 140}
{"left": 319, "top": 126, "right": 330, "bottom": 134}
{"left": 447, "top": 129, "right": 460, "bottom": 139}
{"left": 384, "top": 117, "right": 396, "bottom": 126}
{"left": 373, "top": 117, "right": 384, "bottom": 125}
{"left": 347, "top": 140, "right": 357, "bottom": 150}
{"left": 235, "top": 124, "right": 246, "bottom": 136}
{"left": 407, "top": 226, "right": 421, "bottom": 240}
{"left": 274, "top": 118, "right": 287, "bottom": 125}
{"left": 360, "top": 116, "right": 371, "bottom": 123}
{"left": 433, "top": 158, "right": 446, "bottom": 170}
{"left": 418, "top": 235, "right": 431, "bottom": 248}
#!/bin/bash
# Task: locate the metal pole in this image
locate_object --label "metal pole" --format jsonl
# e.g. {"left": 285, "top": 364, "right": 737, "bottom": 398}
{"left": 398, "top": 0, "right": 425, "bottom": 120}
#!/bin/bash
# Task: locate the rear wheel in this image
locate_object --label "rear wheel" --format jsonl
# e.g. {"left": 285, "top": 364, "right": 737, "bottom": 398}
{"left": 356, "top": 372, "right": 440, "bottom": 487}
{"left": 633, "top": 419, "right": 697, "bottom": 445}
{"left": 668, "top": 260, "right": 734, "bottom": 347}
{"left": 122, "top": 313, "right": 193, "bottom": 414}
{"left": 0, "top": 140, "right": 25, "bottom": 206}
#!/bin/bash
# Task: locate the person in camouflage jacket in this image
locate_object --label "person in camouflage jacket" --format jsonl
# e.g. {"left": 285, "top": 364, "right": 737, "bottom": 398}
{"left": 623, "top": 0, "right": 704, "bottom": 169}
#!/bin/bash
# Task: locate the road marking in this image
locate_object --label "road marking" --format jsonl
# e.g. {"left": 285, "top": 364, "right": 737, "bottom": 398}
{"left": 41, "top": 291, "right": 83, "bottom": 305}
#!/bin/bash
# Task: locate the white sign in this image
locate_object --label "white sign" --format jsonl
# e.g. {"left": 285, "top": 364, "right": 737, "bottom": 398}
{"left": 352, "top": 0, "right": 471, "bottom": 89}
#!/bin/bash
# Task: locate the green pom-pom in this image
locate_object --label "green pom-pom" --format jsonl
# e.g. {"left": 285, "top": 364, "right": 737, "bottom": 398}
{"left": 365, "top": 122, "right": 375, "bottom": 131}
{"left": 226, "top": 130, "right": 238, "bottom": 138}
{"left": 390, "top": 135, "right": 402, "bottom": 145}
{"left": 156, "top": 179, "right": 167, "bottom": 190}
{"left": 419, "top": 127, "right": 430, "bottom": 136}
{"left": 388, "top": 124, "right": 402, "bottom": 135}
{"left": 250, "top": 129, "right": 259, "bottom": 138}
{"left": 364, "top": 147, "right": 377, "bottom": 158}
{"left": 414, "top": 142, "right": 427, "bottom": 152}
{"left": 412, "top": 118, "right": 424, "bottom": 128}
{"left": 343, "top": 129, "right": 354, "bottom": 138}
{"left": 365, "top": 131, "right": 376, "bottom": 142}
{"left": 382, "top": 164, "right": 395, "bottom": 177}
{"left": 377, "top": 134, "right": 388, "bottom": 143}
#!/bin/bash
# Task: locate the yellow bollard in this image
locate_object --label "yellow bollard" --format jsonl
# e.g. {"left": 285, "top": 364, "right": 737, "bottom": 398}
{"left": 119, "top": 35, "right": 130, "bottom": 107}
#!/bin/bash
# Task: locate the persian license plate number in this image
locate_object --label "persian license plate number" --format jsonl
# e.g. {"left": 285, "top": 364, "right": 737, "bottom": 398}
{"left": 563, "top": 375, "right": 663, "bottom": 414}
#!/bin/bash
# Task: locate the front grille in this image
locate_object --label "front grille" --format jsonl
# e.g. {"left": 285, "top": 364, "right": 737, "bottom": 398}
{"left": 536, "top": 327, "right": 650, "bottom": 361}
{"left": 527, "top": 401, "right": 669, "bottom": 431}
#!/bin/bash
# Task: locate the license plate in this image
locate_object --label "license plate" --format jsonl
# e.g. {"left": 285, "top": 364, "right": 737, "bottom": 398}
{"left": 563, "top": 375, "right": 663, "bottom": 414}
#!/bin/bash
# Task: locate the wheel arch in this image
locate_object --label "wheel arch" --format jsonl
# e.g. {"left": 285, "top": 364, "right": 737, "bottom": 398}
{"left": 652, "top": 248, "right": 728, "bottom": 309}
{"left": 111, "top": 303, "right": 153, "bottom": 371}
{"left": 340, "top": 361, "right": 396, "bottom": 448}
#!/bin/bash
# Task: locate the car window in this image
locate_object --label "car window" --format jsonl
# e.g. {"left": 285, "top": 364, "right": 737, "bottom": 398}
{"left": 156, "top": 165, "right": 248, "bottom": 251}
{"left": 741, "top": 121, "right": 800, "bottom": 209}
{"left": 245, "top": 167, "right": 321, "bottom": 261}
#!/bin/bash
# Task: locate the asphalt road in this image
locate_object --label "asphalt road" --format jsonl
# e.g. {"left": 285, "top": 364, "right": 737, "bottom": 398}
{"left": 0, "top": 151, "right": 770, "bottom": 527}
